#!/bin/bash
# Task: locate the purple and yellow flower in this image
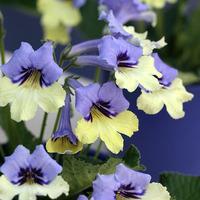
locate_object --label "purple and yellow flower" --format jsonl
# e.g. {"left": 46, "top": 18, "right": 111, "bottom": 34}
{"left": 73, "top": 81, "right": 138, "bottom": 154}
{"left": 98, "top": 36, "right": 162, "bottom": 92}
{"left": 0, "top": 145, "right": 69, "bottom": 200}
{"left": 37, "top": 0, "right": 81, "bottom": 44}
{"left": 99, "top": 0, "right": 156, "bottom": 26}
{"left": 137, "top": 53, "right": 193, "bottom": 119}
{"left": 79, "top": 164, "right": 171, "bottom": 200}
{"left": 0, "top": 42, "right": 65, "bottom": 122}
{"left": 46, "top": 94, "right": 83, "bottom": 154}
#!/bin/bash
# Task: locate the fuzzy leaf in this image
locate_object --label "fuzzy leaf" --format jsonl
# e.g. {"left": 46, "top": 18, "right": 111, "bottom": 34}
{"left": 160, "top": 173, "right": 200, "bottom": 200}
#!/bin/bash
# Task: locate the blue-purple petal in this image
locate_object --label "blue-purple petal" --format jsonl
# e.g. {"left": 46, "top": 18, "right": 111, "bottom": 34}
{"left": 99, "top": 10, "right": 132, "bottom": 39}
{"left": 115, "top": 164, "right": 151, "bottom": 191}
{"left": 92, "top": 174, "right": 120, "bottom": 200}
{"left": 29, "top": 145, "right": 62, "bottom": 183}
{"left": 153, "top": 53, "right": 178, "bottom": 86}
{"left": 1, "top": 42, "right": 33, "bottom": 81}
{"left": 75, "top": 83, "right": 100, "bottom": 119}
{"left": 0, "top": 145, "right": 30, "bottom": 184}
{"left": 98, "top": 82, "right": 129, "bottom": 113}
{"left": 29, "top": 42, "right": 63, "bottom": 86}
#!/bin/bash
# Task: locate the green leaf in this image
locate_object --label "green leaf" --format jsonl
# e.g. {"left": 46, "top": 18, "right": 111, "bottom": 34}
{"left": 160, "top": 173, "right": 200, "bottom": 200}
{"left": 123, "top": 144, "right": 146, "bottom": 171}
{"left": 62, "top": 156, "right": 121, "bottom": 197}
{"left": 0, "top": 106, "right": 35, "bottom": 152}
{"left": 0, "top": 0, "right": 36, "bottom": 10}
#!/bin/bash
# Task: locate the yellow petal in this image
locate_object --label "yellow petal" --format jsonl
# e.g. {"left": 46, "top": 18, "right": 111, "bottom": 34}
{"left": 111, "top": 110, "right": 139, "bottom": 137}
{"left": 17, "top": 176, "right": 69, "bottom": 200}
{"left": 100, "top": 129, "right": 124, "bottom": 154}
{"left": 0, "top": 175, "right": 17, "bottom": 200}
{"left": 10, "top": 87, "right": 38, "bottom": 122}
{"left": 75, "top": 118, "right": 99, "bottom": 144}
{"left": 76, "top": 109, "right": 138, "bottom": 154}
{"left": 137, "top": 90, "right": 164, "bottom": 115}
{"left": 141, "top": 183, "right": 171, "bottom": 200}
{"left": 37, "top": 82, "right": 66, "bottom": 113}
{"left": 115, "top": 56, "right": 161, "bottom": 92}
{"left": 38, "top": 0, "right": 81, "bottom": 44}
{"left": 137, "top": 78, "right": 193, "bottom": 119}
{"left": 43, "top": 24, "right": 70, "bottom": 45}
{"left": 46, "top": 137, "right": 83, "bottom": 154}
{"left": 0, "top": 77, "right": 18, "bottom": 106}
{"left": 141, "top": 0, "right": 176, "bottom": 9}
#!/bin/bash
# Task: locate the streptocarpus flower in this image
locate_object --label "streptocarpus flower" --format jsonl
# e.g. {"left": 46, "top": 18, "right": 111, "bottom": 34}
{"left": 141, "top": 0, "right": 177, "bottom": 9}
{"left": 137, "top": 53, "right": 194, "bottom": 119}
{"left": 0, "top": 42, "right": 65, "bottom": 122}
{"left": 99, "top": 0, "right": 156, "bottom": 26}
{"left": 74, "top": 81, "right": 139, "bottom": 154}
{"left": 92, "top": 164, "right": 171, "bottom": 200}
{"left": 98, "top": 36, "right": 162, "bottom": 92}
{"left": 37, "top": 0, "right": 81, "bottom": 44}
{"left": 0, "top": 145, "right": 69, "bottom": 200}
{"left": 46, "top": 94, "right": 83, "bottom": 154}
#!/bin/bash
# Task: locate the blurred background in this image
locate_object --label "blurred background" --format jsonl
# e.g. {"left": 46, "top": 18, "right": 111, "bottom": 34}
{"left": 0, "top": 0, "right": 200, "bottom": 180}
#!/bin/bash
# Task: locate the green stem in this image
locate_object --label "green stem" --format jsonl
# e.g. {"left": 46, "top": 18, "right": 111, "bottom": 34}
{"left": 0, "top": 12, "right": 5, "bottom": 65}
{"left": 94, "top": 141, "right": 103, "bottom": 159}
{"left": 0, "top": 145, "right": 4, "bottom": 158}
{"left": 94, "top": 68, "right": 101, "bottom": 82}
{"left": 52, "top": 108, "right": 61, "bottom": 133}
{"left": 39, "top": 112, "right": 48, "bottom": 143}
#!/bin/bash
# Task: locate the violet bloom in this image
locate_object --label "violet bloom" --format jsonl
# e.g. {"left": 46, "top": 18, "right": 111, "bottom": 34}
{"left": 92, "top": 164, "right": 171, "bottom": 200}
{"left": 98, "top": 36, "right": 161, "bottom": 92}
{"left": 99, "top": 0, "right": 156, "bottom": 26}
{"left": 0, "top": 42, "right": 65, "bottom": 122}
{"left": 73, "top": 81, "right": 139, "bottom": 154}
{"left": 137, "top": 53, "right": 193, "bottom": 119}
{"left": 0, "top": 145, "right": 69, "bottom": 200}
{"left": 46, "top": 94, "right": 83, "bottom": 154}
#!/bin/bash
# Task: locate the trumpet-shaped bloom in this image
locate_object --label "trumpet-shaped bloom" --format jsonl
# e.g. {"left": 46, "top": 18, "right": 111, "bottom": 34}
{"left": 0, "top": 145, "right": 69, "bottom": 200}
{"left": 75, "top": 81, "right": 139, "bottom": 154}
{"left": 46, "top": 94, "right": 83, "bottom": 154}
{"left": 99, "top": 36, "right": 162, "bottom": 92}
{"left": 92, "top": 164, "right": 170, "bottom": 200}
{"left": 99, "top": 0, "right": 156, "bottom": 26}
{"left": 0, "top": 42, "right": 65, "bottom": 122}
{"left": 37, "top": 0, "right": 81, "bottom": 44}
{"left": 141, "top": 0, "right": 177, "bottom": 9}
{"left": 137, "top": 54, "right": 193, "bottom": 119}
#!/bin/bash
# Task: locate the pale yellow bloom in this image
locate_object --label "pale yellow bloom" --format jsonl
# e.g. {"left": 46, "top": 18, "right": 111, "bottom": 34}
{"left": 137, "top": 78, "right": 194, "bottom": 119}
{"left": 115, "top": 56, "right": 162, "bottom": 92}
{"left": 76, "top": 110, "right": 138, "bottom": 154}
{"left": 37, "top": 0, "right": 81, "bottom": 44}
{"left": 0, "top": 77, "right": 65, "bottom": 122}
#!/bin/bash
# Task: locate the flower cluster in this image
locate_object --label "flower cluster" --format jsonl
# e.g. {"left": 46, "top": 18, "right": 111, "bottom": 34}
{"left": 78, "top": 164, "right": 170, "bottom": 200}
{"left": 0, "top": 0, "right": 194, "bottom": 199}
